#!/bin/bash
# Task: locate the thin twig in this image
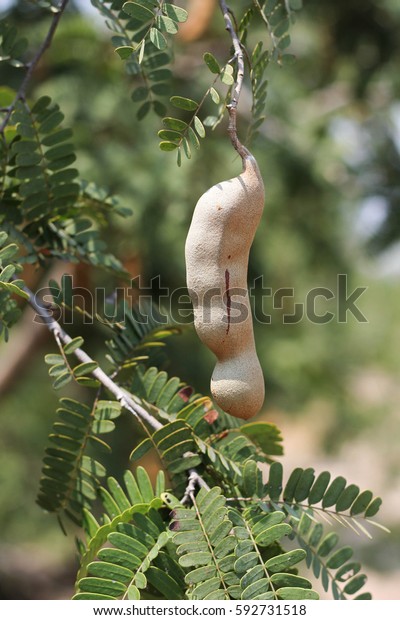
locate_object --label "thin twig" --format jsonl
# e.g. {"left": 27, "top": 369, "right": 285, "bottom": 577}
{"left": 0, "top": 0, "right": 70, "bottom": 134}
{"left": 181, "top": 468, "right": 211, "bottom": 505}
{"left": 218, "top": 0, "right": 249, "bottom": 159}
{"left": 0, "top": 262, "right": 70, "bottom": 395}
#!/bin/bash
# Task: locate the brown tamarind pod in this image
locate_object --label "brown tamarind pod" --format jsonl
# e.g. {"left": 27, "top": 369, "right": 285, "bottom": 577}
{"left": 185, "top": 152, "right": 265, "bottom": 419}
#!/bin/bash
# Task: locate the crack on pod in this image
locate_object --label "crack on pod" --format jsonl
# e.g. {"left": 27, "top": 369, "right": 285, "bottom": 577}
{"left": 224, "top": 268, "right": 231, "bottom": 334}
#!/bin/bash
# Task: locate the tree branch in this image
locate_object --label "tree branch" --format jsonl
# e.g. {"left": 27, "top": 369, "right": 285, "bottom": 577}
{"left": 24, "top": 282, "right": 215, "bottom": 498}
{"left": 0, "top": 0, "right": 70, "bottom": 134}
{"left": 23, "top": 283, "right": 163, "bottom": 432}
{"left": 0, "top": 262, "right": 75, "bottom": 396}
{"left": 218, "top": 0, "right": 249, "bottom": 159}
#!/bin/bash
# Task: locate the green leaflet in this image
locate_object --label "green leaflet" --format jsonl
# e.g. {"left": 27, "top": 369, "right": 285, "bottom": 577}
{"left": 308, "top": 471, "right": 331, "bottom": 504}
{"left": 0, "top": 22, "right": 28, "bottom": 66}
{"left": 365, "top": 497, "right": 382, "bottom": 518}
{"left": 243, "top": 460, "right": 265, "bottom": 498}
{"left": 122, "top": 2, "right": 154, "bottom": 22}
{"left": 265, "top": 549, "right": 306, "bottom": 573}
{"left": 149, "top": 28, "right": 167, "bottom": 51}
{"left": 163, "top": 4, "right": 188, "bottom": 23}
{"left": 350, "top": 490, "right": 373, "bottom": 516}
{"left": 294, "top": 468, "right": 316, "bottom": 502}
{"left": 73, "top": 361, "right": 98, "bottom": 377}
{"left": 267, "top": 461, "right": 284, "bottom": 501}
{"left": 336, "top": 484, "right": 360, "bottom": 512}
{"left": 204, "top": 52, "right": 220, "bottom": 74}
{"left": 240, "top": 421, "right": 284, "bottom": 460}
{"left": 63, "top": 337, "right": 84, "bottom": 354}
{"left": 130, "top": 438, "right": 153, "bottom": 462}
{"left": 270, "top": 574, "right": 312, "bottom": 589}
{"left": 146, "top": 566, "right": 185, "bottom": 599}
{"left": 322, "top": 476, "right": 347, "bottom": 507}
{"left": 255, "top": 523, "right": 291, "bottom": 546}
{"left": 193, "top": 116, "right": 206, "bottom": 138}
{"left": 277, "top": 587, "right": 319, "bottom": 600}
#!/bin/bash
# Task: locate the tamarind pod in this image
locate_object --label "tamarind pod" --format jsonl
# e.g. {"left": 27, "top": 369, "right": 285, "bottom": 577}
{"left": 185, "top": 154, "right": 265, "bottom": 419}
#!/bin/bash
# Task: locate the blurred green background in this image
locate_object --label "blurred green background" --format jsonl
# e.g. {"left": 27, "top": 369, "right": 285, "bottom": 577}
{"left": 0, "top": 0, "right": 399, "bottom": 599}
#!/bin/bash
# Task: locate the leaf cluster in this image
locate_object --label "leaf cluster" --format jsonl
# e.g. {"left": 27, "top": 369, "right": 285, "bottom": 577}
{"left": 157, "top": 52, "right": 236, "bottom": 165}
{"left": 104, "top": 301, "right": 180, "bottom": 370}
{"left": 75, "top": 468, "right": 176, "bottom": 600}
{"left": 0, "top": 2, "right": 390, "bottom": 603}
{"left": 37, "top": 396, "right": 122, "bottom": 527}
{"left": 91, "top": 0, "right": 303, "bottom": 161}
{"left": 0, "top": 21, "right": 28, "bottom": 67}
{"left": 1, "top": 94, "right": 129, "bottom": 275}
{"left": 44, "top": 336, "right": 99, "bottom": 390}
{"left": 292, "top": 513, "right": 371, "bottom": 600}
{"left": 0, "top": 230, "right": 27, "bottom": 340}
{"left": 264, "top": 462, "right": 382, "bottom": 523}
{"left": 252, "top": 0, "right": 302, "bottom": 62}
{"left": 91, "top": 0, "right": 188, "bottom": 119}
{"left": 32, "top": 297, "right": 385, "bottom": 601}
{"left": 74, "top": 478, "right": 319, "bottom": 600}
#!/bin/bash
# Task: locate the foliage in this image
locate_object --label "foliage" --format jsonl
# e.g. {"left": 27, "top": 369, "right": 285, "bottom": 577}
{"left": 0, "top": 230, "right": 27, "bottom": 340}
{"left": 0, "top": 0, "right": 394, "bottom": 601}
{"left": 72, "top": 455, "right": 380, "bottom": 600}
{"left": 37, "top": 396, "right": 121, "bottom": 527}
{"left": 34, "top": 300, "right": 384, "bottom": 599}
{"left": 68, "top": 381, "right": 383, "bottom": 600}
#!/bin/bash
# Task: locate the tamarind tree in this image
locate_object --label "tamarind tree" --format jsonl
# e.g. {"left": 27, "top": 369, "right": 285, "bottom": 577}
{"left": 0, "top": 0, "right": 390, "bottom": 601}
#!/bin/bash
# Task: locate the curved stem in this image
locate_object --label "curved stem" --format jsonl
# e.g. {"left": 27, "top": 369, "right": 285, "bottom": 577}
{"left": 218, "top": 0, "right": 250, "bottom": 160}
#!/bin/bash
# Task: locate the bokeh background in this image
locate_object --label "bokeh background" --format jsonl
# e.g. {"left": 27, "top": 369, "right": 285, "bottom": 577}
{"left": 0, "top": 0, "right": 399, "bottom": 599}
